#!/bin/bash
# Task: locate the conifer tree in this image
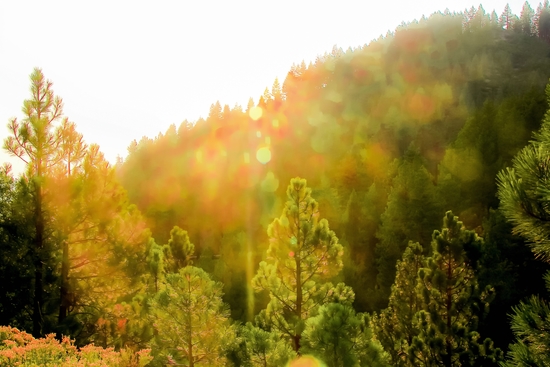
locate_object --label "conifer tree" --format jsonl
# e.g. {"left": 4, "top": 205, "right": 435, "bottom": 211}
{"left": 43, "top": 142, "right": 152, "bottom": 342}
{"left": 375, "top": 147, "right": 442, "bottom": 307}
{"left": 490, "top": 10, "right": 499, "bottom": 26}
{"left": 0, "top": 171, "right": 36, "bottom": 330}
{"left": 247, "top": 98, "right": 255, "bottom": 111}
{"left": 342, "top": 185, "right": 384, "bottom": 311}
{"left": 209, "top": 101, "right": 222, "bottom": 121}
{"left": 471, "top": 5, "right": 487, "bottom": 30}
{"left": 272, "top": 78, "right": 283, "bottom": 101}
{"left": 93, "top": 226, "right": 191, "bottom": 352}
{"left": 497, "top": 81, "right": 550, "bottom": 366}
{"left": 500, "top": 292, "right": 550, "bottom": 366}
{"left": 50, "top": 119, "right": 87, "bottom": 326}
{"left": 4, "top": 68, "right": 64, "bottom": 336}
{"left": 520, "top": 1, "right": 535, "bottom": 35}
{"left": 500, "top": 3, "right": 514, "bottom": 30}
{"left": 374, "top": 241, "right": 426, "bottom": 366}
{"left": 163, "top": 225, "right": 194, "bottom": 273}
{"left": 146, "top": 238, "right": 165, "bottom": 294}
{"left": 302, "top": 301, "right": 390, "bottom": 367}
{"left": 409, "top": 211, "right": 501, "bottom": 367}
{"left": 497, "top": 82, "right": 550, "bottom": 261}
{"left": 238, "top": 322, "right": 295, "bottom": 367}
{"left": 252, "top": 177, "right": 345, "bottom": 352}
{"left": 150, "top": 266, "right": 233, "bottom": 366}
{"left": 537, "top": 1, "right": 550, "bottom": 43}
{"left": 262, "top": 87, "right": 272, "bottom": 103}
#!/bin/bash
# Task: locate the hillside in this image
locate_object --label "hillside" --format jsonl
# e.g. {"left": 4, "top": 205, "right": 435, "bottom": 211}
{"left": 119, "top": 3, "right": 550, "bottom": 321}
{"left": 3, "top": 3, "right": 550, "bottom": 366}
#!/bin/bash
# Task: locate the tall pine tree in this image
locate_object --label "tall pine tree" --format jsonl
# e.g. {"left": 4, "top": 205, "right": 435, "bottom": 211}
{"left": 4, "top": 68, "right": 64, "bottom": 336}
{"left": 375, "top": 146, "right": 442, "bottom": 309}
{"left": 252, "top": 177, "right": 345, "bottom": 353}
{"left": 409, "top": 211, "right": 501, "bottom": 367}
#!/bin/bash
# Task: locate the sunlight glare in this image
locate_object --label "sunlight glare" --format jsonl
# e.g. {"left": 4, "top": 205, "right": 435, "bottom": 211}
{"left": 287, "top": 356, "right": 325, "bottom": 367}
{"left": 249, "top": 106, "right": 263, "bottom": 121}
{"left": 256, "top": 147, "right": 271, "bottom": 164}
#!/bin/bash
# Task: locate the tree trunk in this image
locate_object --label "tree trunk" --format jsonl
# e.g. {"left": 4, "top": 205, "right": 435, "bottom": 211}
{"left": 32, "top": 179, "right": 44, "bottom": 337}
{"left": 294, "top": 254, "right": 302, "bottom": 353}
{"left": 58, "top": 239, "right": 69, "bottom": 326}
{"left": 445, "top": 254, "right": 453, "bottom": 367}
{"left": 188, "top": 276, "right": 194, "bottom": 367}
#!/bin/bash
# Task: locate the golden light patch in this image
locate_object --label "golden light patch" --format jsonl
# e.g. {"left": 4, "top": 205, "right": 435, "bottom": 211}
{"left": 272, "top": 119, "right": 279, "bottom": 128}
{"left": 249, "top": 106, "right": 263, "bottom": 121}
{"left": 256, "top": 131, "right": 262, "bottom": 138}
{"left": 244, "top": 152, "right": 250, "bottom": 164}
{"left": 287, "top": 356, "right": 325, "bottom": 367}
{"left": 256, "top": 147, "right": 271, "bottom": 164}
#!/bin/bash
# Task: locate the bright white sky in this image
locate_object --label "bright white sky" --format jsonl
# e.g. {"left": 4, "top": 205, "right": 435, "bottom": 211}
{"left": 0, "top": 0, "right": 529, "bottom": 173}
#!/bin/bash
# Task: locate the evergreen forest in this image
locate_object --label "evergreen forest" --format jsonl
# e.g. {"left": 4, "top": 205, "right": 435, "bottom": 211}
{"left": 3, "top": 2, "right": 550, "bottom": 366}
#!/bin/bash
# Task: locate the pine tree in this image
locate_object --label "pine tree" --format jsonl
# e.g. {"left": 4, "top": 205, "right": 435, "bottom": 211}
{"left": 262, "top": 87, "right": 272, "bottom": 103}
{"left": 146, "top": 238, "right": 165, "bottom": 294}
{"left": 342, "top": 185, "right": 385, "bottom": 312}
{"left": 409, "top": 211, "right": 501, "bottom": 367}
{"left": 471, "top": 5, "right": 487, "bottom": 30}
{"left": 374, "top": 241, "right": 426, "bottom": 366}
{"left": 490, "top": 10, "right": 499, "bottom": 26}
{"left": 163, "top": 225, "right": 194, "bottom": 273}
{"left": 272, "top": 78, "right": 283, "bottom": 102}
{"left": 0, "top": 171, "right": 36, "bottom": 330}
{"left": 520, "top": 1, "right": 535, "bottom": 35}
{"left": 375, "top": 146, "right": 442, "bottom": 308}
{"left": 247, "top": 98, "right": 255, "bottom": 111}
{"left": 537, "top": 1, "right": 550, "bottom": 43}
{"left": 252, "top": 177, "right": 345, "bottom": 352}
{"left": 238, "top": 322, "right": 295, "bottom": 366}
{"left": 501, "top": 291, "right": 550, "bottom": 366}
{"left": 500, "top": 3, "right": 514, "bottom": 30}
{"left": 475, "top": 209, "right": 550, "bottom": 350}
{"left": 302, "top": 302, "right": 390, "bottom": 367}
{"left": 150, "top": 266, "right": 233, "bottom": 366}
{"left": 47, "top": 144, "right": 150, "bottom": 342}
{"left": 497, "top": 82, "right": 550, "bottom": 260}
{"left": 208, "top": 101, "right": 222, "bottom": 122}
{"left": 497, "top": 80, "right": 550, "bottom": 366}
{"left": 50, "top": 119, "right": 87, "bottom": 327}
{"left": 4, "top": 68, "right": 64, "bottom": 336}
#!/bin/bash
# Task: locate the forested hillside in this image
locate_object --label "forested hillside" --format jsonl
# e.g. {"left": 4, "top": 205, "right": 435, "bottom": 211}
{"left": 120, "top": 0, "right": 550, "bottom": 345}
{"left": 3, "top": 2, "right": 550, "bottom": 366}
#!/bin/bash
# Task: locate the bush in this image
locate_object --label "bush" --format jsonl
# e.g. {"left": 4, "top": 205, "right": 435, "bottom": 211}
{"left": 0, "top": 326, "right": 152, "bottom": 367}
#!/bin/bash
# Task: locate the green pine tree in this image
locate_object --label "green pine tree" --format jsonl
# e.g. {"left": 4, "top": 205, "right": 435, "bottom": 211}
{"left": 163, "top": 225, "right": 195, "bottom": 272}
{"left": 252, "top": 177, "right": 345, "bottom": 353}
{"left": 302, "top": 301, "right": 390, "bottom": 367}
{"left": 237, "top": 322, "right": 295, "bottom": 367}
{"left": 496, "top": 80, "right": 550, "bottom": 367}
{"left": 0, "top": 171, "right": 36, "bottom": 331}
{"left": 4, "top": 68, "right": 64, "bottom": 336}
{"left": 409, "top": 211, "right": 501, "bottom": 367}
{"left": 149, "top": 266, "right": 233, "bottom": 366}
{"left": 375, "top": 146, "right": 442, "bottom": 308}
{"left": 374, "top": 241, "right": 426, "bottom": 366}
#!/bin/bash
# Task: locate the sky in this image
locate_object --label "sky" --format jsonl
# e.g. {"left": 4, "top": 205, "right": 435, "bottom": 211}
{"left": 0, "top": 0, "right": 530, "bottom": 174}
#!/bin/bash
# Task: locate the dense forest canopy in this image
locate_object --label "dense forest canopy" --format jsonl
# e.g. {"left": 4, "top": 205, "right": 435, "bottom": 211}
{"left": 3, "top": 2, "right": 550, "bottom": 366}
